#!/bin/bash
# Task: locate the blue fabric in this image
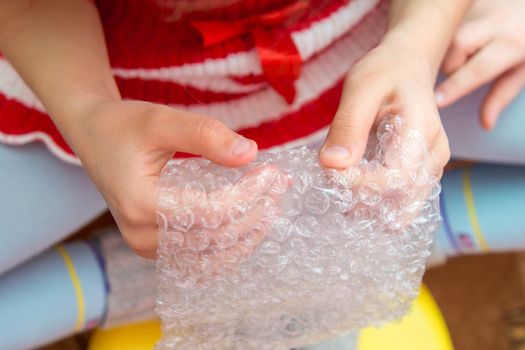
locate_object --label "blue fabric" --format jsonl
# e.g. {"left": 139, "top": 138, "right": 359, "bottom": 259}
{"left": 0, "top": 86, "right": 522, "bottom": 349}
{"left": 0, "top": 143, "right": 106, "bottom": 276}
{"left": 0, "top": 241, "right": 107, "bottom": 350}
{"left": 0, "top": 86, "right": 524, "bottom": 275}
{"left": 440, "top": 84, "right": 525, "bottom": 165}
{"left": 439, "top": 164, "right": 525, "bottom": 254}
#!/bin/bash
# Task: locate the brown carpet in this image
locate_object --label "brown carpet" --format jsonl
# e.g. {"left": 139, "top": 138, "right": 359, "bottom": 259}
{"left": 424, "top": 253, "right": 525, "bottom": 350}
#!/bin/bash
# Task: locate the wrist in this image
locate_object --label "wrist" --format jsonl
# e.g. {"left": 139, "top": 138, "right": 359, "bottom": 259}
{"left": 384, "top": 0, "right": 472, "bottom": 81}
{"left": 380, "top": 29, "right": 440, "bottom": 81}
{"left": 52, "top": 91, "right": 120, "bottom": 153}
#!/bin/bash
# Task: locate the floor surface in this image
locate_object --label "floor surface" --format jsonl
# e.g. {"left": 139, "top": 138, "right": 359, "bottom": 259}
{"left": 39, "top": 212, "right": 525, "bottom": 350}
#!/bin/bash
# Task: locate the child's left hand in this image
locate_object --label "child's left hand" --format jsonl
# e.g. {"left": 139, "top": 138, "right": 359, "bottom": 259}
{"left": 435, "top": 0, "right": 525, "bottom": 130}
{"left": 320, "top": 38, "right": 450, "bottom": 178}
{"left": 318, "top": 0, "right": 473, "bottom": 175}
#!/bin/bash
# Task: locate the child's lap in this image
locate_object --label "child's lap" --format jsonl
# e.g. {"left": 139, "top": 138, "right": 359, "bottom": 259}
{"left": 0, "top": 143, "right": 106, "bottom": 275}
{"left": 1, "top": 86, "right": 524, "bottom": 275}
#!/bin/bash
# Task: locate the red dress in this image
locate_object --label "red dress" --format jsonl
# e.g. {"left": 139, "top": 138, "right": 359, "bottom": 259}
{"left": 0, "top": 0, "right": 387, "bottom": 164}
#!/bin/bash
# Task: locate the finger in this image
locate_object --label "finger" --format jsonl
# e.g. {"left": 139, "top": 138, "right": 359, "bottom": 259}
{"left": 197, "top": 205, "right": 270, "bottom": 275}
{"left": 196, "top": 164, "right": 286, "bottom": 209}
{"left": 481, "top": 63, "right": 525, "bottom": 130}
{"left": 166, "top": 164, "right": 285, "bottom": 238}
{"left": 209, "top": 203, "right": 269, "bottom": 249}
{"left": 163, "top": 169, "right": 283, "bottom": 271}
{"left": 436, "top": 42, "right": 523, "bottom": 108}
{"left": 441, "top": 43, "right": 469, "bottom": 77}
{"left": 441, "top": 19, "right": 493, "bottom": 75}
{"left": 234, "top": 164, "right": 287, "bottom": 202}
{"left": 430, "top": 128, "right": 451, "bottom": 175}
{"left": 120, "top": 224, "right": 158, "bottom": 259}
{"left": 100, "top": 174, "right": 159, "bottom": 258}
{"left": 180, "top": 164, "right": 286, "bottom": 245}
{"left": 320, "top": 78, "right": 385, "bottom": 169}
{"left": 389, "top": 83, "right": 443, "bottom": 144}
{"left": 147, "top": 104, "right": 257, "bottom": 167}
{"left": 383, "top": 87, "right": 447, "bottom": 176}
{"left": 394, "top": 130, "right": 448, "bottom": 224}
{"left": 353, "top": 126, "right": 448, "bottom": 189}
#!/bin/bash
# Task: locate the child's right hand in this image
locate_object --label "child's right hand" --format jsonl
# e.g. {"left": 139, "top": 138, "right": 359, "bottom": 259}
{"left": 0, "top": 1, "right": 258, "bottom": 259}
{"left": 435, "top": 0, "right": 525, "bottom": 130}
{"left": 70, "top": 100, "right": 258, "bottom": 258}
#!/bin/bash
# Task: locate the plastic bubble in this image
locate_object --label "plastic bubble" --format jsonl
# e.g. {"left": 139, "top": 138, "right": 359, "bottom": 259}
{"left": 156, "top": 115, "right": 441, "bottom": 350}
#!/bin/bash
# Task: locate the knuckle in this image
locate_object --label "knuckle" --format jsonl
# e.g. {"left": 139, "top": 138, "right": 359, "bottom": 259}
{"left": 441, "top": 59, "right": 455, "bottom": 75}
{"left": 445, "top": 74, "right": 465, "bottom": 93}
{"left": 436, "top": 135, "right": 451, "bottom": 166}
{"left": 116, "top": 196, "right": 150, "bottom": 227}
{"left": 429, "top": 120, "right": 444, "bottom": 137}
{"left": 331, "top": 115, "right": 367, "bottom": 140}
{"left": 441, "top": 144, "right": 451, "bottom": 165}
{"left": 124, "top": 232, "right": 144, "bottom": 252}
{"left": 453, "top": 26, "right": 477, "bottom": 51}
{"left": 334, "top": 104, "right": 359, "bottom": 123}
{"left": 428, "top": 124, "right": 443, "bottom": 143}
{"left": 453, "top": 33, "right": 469, "bottom": 51}
{"left": 196, "top": 117, "right": 225, "bottom": 141}
{"left": 124, "top": 233, "right": 156, "bottom": 258}
{"left": 468, "top": 60, "right": 487, "bottom": 77}
{"left": 502, "top": 25, "right": 525, "bottom": 50}
{"left": 346, "top": 67, "right": 378, "bottom": 88}
{"left": 141, "top": 107, "right": 168, "bottom": 137}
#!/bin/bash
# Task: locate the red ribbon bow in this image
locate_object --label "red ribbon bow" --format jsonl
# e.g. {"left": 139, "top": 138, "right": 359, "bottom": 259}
{"left": 191, "top": 1, "right": 309, "bottom": 103}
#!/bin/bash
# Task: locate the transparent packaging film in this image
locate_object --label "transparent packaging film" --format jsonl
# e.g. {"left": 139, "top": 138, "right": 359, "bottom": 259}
{"left": 155, "top": 116, "right": 442, "bottom": 350}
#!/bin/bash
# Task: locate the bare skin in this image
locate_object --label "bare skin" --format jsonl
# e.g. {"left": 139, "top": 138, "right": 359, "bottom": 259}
{"left": 319, "top": 0, "right": 472, "bottom": 170}
{"left": 435, "top": 0, "right": 525, "bottom": 130}
{"left": 0, "top": 0, "right": 470, "bottom": 258}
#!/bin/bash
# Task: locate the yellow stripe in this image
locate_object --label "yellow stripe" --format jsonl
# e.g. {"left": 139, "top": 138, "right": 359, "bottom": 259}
{"left": 56, "top": 245, "right": 85, "bottom": 331}
{"left": 462, "top": 168, "right": 489, "bottom": 252}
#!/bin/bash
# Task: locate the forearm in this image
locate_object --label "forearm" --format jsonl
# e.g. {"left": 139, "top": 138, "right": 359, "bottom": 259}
{"left": 0, "top": 0, "right": 120, "bottom": 141}
{"left": 384, "top": 0, "right": 473, "bottom": 78}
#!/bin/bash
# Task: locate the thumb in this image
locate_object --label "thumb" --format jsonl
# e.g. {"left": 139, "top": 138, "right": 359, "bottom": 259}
{"left": 320, "top": 81, "right": 383, "bottom": 169}
{"left": 149, "top": 105, "right": 258, "bottom": 167}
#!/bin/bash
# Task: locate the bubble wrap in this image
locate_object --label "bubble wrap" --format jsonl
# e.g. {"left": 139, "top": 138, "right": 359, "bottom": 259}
{"left": 155, "top": 116, "right": 442, "bottom": 350}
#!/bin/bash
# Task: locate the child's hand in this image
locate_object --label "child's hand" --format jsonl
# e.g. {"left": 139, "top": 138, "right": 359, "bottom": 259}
{"left": 159, "top": 164, "right": 289, "bottom": 277}
{"left": 71, "top": 100, "right": 258, "bottom": 258}
{"left": 435, "top": 0, "right": 525, "bottom": 130}
{"left": 319, "top": 39, "right": 450, "bottom": 177}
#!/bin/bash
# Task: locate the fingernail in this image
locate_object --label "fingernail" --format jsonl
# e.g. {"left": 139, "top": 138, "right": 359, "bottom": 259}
{"left": 322, "top": 145, "right": 351, "bottom": 162}
{"left": 435, "top": 91, "right": 445, "bottom": 105}
{"left": 231, "top": 137, "right": 254, "bottom": 157}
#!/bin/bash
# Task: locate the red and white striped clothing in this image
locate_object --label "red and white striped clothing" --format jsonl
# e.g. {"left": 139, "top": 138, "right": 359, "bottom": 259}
{"left": 0, "top": 0, "right": 387, "bottom": 164}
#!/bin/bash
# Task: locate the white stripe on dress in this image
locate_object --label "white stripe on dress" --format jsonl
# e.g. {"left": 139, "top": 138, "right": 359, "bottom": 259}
{"left": 112, "top": 0, "right": 382, "bottom": 82}
{"left": 0, "top": 3, "right": 386, "bottom": 131}
{"left": 167, "top": 8, "right": 386, "bottom": 130}
{"left": 0, "top": 131, "right": 81, "bottom": 165}
{"left": 0, "top": 2, "right": 388, "bottom": 165}
{"left": 0, "top": 125, "right": 328, "bottom": 165}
